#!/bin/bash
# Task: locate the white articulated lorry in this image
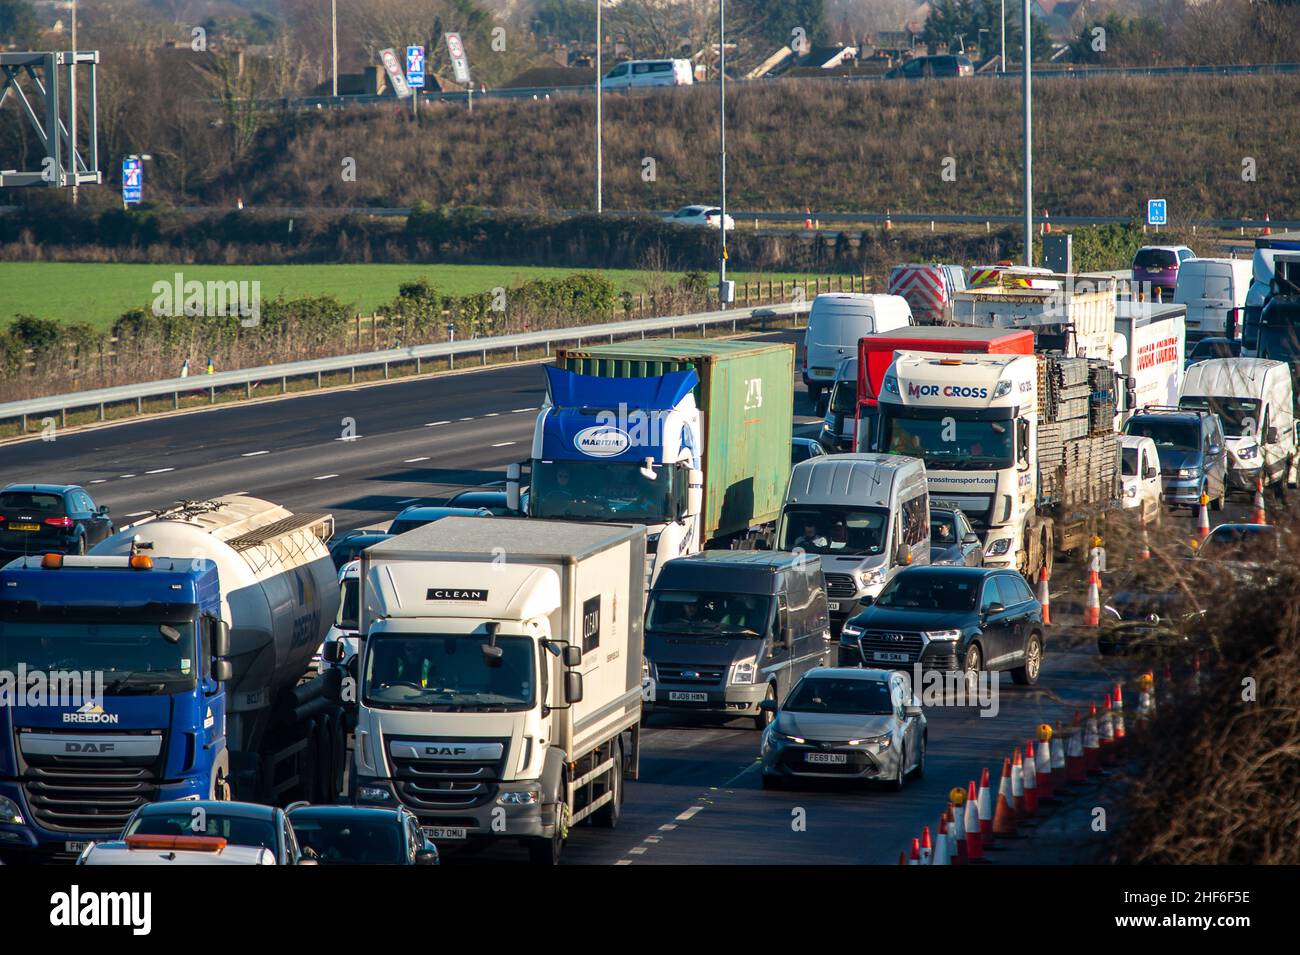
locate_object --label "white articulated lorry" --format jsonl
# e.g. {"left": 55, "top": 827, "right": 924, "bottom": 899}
{"left": 351, "top": 516, "right": 645, "bottom": 865}
{"left": 878, "top": 351, "right": 1119, "bottom": 579}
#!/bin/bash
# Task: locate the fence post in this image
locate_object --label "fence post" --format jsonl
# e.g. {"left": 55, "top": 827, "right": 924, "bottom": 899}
{"left": 62, "top": 408, "right": 67, "bottom": 429}
{"left": 209, "top": 386, "right": 216, "bottom": 404}
{"left": 173, "top": 392, "right": 179, "bottom": 410}
{"left": 281, "top": 376, "right": 287, "bottom": 394}
{"left": 98, "top": 402, "right": 104, "bottom": 421}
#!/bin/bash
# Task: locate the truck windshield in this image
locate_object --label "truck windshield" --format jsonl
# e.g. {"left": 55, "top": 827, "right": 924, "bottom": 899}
{"left": 362, "top": 633, "right": 535, "bottom": 711}
{"left": 0, "top": 620, "right": 198, "bottom": 692}
{"left": 880, "top": 407, "right": 1014, "bottom": 469}
{"left": 647, "top": 590, "right": 771, "bottom": 636}
{"left": 1178, "top": 397, "right": 1261, "bottom": 437}
{"left": 337, "top": 577, "right": 359, "bottom": 631}
{"left": 1125, "top": 418, "right": 1199, "bottom": 451}
{"left": 780, "top": 506, "right": 888, "bottom": 557}
{"left": 531, "top": 459, "right": 683, "bottom": 523}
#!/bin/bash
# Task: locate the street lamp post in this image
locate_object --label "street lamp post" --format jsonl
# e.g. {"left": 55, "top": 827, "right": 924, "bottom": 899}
{"left": 596, "top": 2, "right": 603, "bottom": 214}
{"left": 1001, "top": 0, "right": 1006, "bottom": 72}
{"left": 1023, "top": 0, "right": 1033, "bottom": 267}
{"left": 331, "top": 0, "right": 338, "bottom": 97}
{"left": 718, "top": 0, "right": 728, "bottom": 304}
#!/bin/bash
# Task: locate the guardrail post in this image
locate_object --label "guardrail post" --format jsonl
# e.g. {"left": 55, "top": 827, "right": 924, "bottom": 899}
{"left": 513, "top": 346, "right": 519, "bottom": 361}
{"left": 281, "top": 376, "right": 287, "bottom": 394}
{"left": 317, "top": 370, "right": 323, "bottom": 389}
{"left": 383, "top": 362, "right": 389, "bottom": 380}
{"left": 137, "top": 397, "right": 143, "bottom": 414}
{"left": 481, "top": 348, "right": 486, "bottom": 366}
{"left": 350, "top": 366, "right": 356, "bottom": 384}
{"left": 246, "top": 381, "right": 252, "bottom": 398}
{"left": 209, "top": 386, "right": 216, "bottom": 404}
{"left": 173, "top": 391, "right": 179, "bottom": 410}
{"left": 98, "top": 402, "right": 105, "bottom": 421}
{"left": 416, "top": 356, "right": 423, "bottom": 374}
{"left": 61, "top": 407, "right": 67, "bottom": 428}
{"left": 20, "top": 414, "right": 26, "bottom": 433}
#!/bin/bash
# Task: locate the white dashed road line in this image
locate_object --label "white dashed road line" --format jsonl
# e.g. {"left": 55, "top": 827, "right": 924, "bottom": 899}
{"left": 313, "top": 474, "right": 338, "bottom": 481}
{"left": 491, "top": 441, "right": 516, "bottom": 448}
{"left": 125, "top": 511, "right": 152, "bottom": 518}
{"left": 425, "top": 421, "right": 450, "bottom": 427}
{"left": 145, "top": 468, "right": 174, "bottom": 475}
{"left": 404, "top": 457, "right": 429, "bottom": 463}
{"left": 241, "top": 450, "right": 269, "bottom": 457}
{"left": 675, "top": 806, "right": 704, "bottom": 822}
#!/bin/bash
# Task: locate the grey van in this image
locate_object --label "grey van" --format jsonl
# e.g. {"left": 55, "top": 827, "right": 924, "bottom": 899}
{"left": 643, "top": 551, "right": 832, "bottom": 730}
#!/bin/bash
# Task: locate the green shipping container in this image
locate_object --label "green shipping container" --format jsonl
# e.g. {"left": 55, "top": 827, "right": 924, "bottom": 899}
{"left": 556, "top": 339, "right": 795, "bottom": 541}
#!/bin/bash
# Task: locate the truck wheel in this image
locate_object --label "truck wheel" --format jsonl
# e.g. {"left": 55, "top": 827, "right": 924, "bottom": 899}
{"left": 527, "top": 799, "right": 568, "bottom": 865}
{"left": 591, "top": 740, "right": 623, "bottom": 829}
{"left": 1011, "top": 632, "right": 1043, "bottom": 686}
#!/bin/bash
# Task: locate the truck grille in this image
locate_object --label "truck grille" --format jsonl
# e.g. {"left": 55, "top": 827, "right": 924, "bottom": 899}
{"left": 656, "top": 663, "right": 726, "bottom": 685}
{"left": 388, "top": 737, "right": 510, "bottom": 813}
{"left": 824, "top": 573, "right": 857, "bottom": 599}
{"left": 859, "top": 631, "right": 925, "bottom": 662}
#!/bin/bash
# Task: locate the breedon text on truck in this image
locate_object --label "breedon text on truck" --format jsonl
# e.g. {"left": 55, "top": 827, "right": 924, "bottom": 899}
{"left": 0, "top": 496, "right": 342, "bottom": 863}
{"left": 509, "top": 339, "right": 793, "bottom": 587}
{"left": 352, "top": 516, "right": 645, "bottom": 865}
{"left": 878, "top": 351, "right": 1119, "bottom": 578}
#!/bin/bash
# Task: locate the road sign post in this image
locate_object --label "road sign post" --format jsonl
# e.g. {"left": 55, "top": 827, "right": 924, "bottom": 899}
{"left": 406, "top": 45, "right": 424, "bottom": 117}
{"left": 122, "top": 156, "right": 142, "bottom": 208}
{"left": 379, "top": 48, "right": 412, "bottom": 99}
{"left": 445, "top": 33, "right": 472, "bottom": 111}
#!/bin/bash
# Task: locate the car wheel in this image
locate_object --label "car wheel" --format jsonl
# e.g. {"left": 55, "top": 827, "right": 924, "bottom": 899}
{"left": 909, "top": 732, "right": 926, "bottom": 780}
{"left": 1011, "top": 632, "right": 1042, "bottom": 686}
{"left": 754, "top": 684, "right": 776, "bottom": 731}
{"left": 75, "top": 535, "right": 86, "bottom": 556}
{"left": 963, "top": 642, "right": 983, "bottom": 675}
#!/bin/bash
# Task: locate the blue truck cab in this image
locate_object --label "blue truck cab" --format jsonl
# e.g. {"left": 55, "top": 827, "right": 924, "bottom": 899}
{"left": 0, "top": 554, "right": 230, "bottom": 862}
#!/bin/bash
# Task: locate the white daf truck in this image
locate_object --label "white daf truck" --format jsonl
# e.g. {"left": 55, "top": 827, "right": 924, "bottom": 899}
{"left": 878, "top": 351, "right": 1119, "bottom": 579}
{"left": 351, "top": 516, "right": 645, "bottom": 865}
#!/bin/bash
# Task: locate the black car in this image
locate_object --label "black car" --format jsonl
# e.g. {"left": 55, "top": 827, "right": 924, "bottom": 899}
{"left": 387, "top": 505, "right": 493, "bottom": 535}
{"left": 1098, "top": 584, "right": 1203, "bottom": 656}
{"left": 444, "top": 488, "right": 528, "bottom": 516}
{"left": 328, "top": 530, "right": 394, "bottom": 570}
{"left": 287, "top": 804, "right": 438, "bottom": 865}
{"left": 791, "top": 437, "right": 828, "bottom": 466}
{"left": 884, "top": 54, "right": 974, "bottom": 80}
{"left": 118, "top": 800, "right": 311, "bottom": 865}
{"left": 0, "top": 483, "right": 113, "bottom": 557}
{"left": 840, "top": 566, "right": 1044, "bottom": 685}
{"left": 929, "top": 507, "right": 983, "bottom": 566}
{"left": 1184, "top": 337, "right": 1241, "bottom": 369}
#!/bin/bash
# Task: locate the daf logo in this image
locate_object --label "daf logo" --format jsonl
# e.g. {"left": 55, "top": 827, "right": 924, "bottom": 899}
{"left": 425, "top": 745, "right": 467, "bottom": 757}
{"left": 65, "top": 741, "right": 115, "bottom": 753}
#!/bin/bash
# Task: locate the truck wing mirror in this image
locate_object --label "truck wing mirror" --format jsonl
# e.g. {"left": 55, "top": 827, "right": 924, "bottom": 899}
{"left": 1144, "top": 467, "right": 1159, "bottom": 479}
{"left": 322, "top": 641, "right": 345, "bottom": 664}
{"left": 904, "top": 704, "right": 923, "bottom": 719}
{"left": 782, "top": 626, "right": 795, "bottom": 650}
{"left": 211, "top": 619, "right": 230, "bottom": 658}
{"left": 212, "top": 659, "right": 233, "bottom": 682}
{"left": 563, "top": 645, "right": 583, "bottom": 668}
{"left": 895, "top": 544, "right": 912, "bottom": 566}
{"left": 564, "top": 671, "right": 584, "bottom": 704}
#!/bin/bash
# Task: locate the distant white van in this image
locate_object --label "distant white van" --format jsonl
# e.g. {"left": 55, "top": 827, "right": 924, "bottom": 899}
{"left": 1179, "top": 357, "right": 1296, "bottom": 495}
{"left": 1173, "top": 258, "right": 1252, "bottom": 343}
{"left": 601, "top": 59, "right": 694, "bottom": 90}
{"left": 802, "top": 293, "right": 913, "bottom": 399}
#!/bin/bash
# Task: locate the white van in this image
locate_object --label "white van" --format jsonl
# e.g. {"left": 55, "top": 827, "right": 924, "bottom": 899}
{"left": 601, "top": 59, "right": 694, "bottom": 90}
{"left": 776, "top": 453, "right": 929, "bottom": 632}
{"left": 1178, "top": 357, "right": 1296, "bottom": 495}
{"left": 1173, "top": 257, "right": 1252, "bottom": 343}
{"left": 1119, "top": 435, "right": 1163, "bottom": 526}
{"left": 802, "top": 293, "right": 913, "bottom": 399}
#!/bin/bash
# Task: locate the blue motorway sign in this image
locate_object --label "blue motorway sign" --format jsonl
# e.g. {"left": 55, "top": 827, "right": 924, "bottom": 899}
{"left": 1147, "top": 198, "right": 1167, "bottom": 227}
{"left": 122, "top": 157, "right": 142, "bottom": 205}
{"left": 406, "top": 45, "right": 425, "bottom": 88}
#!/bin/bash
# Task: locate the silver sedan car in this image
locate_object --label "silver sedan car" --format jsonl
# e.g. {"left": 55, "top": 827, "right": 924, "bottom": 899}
{"left": 759, "top": 667, "right": 926, "bottom": 790}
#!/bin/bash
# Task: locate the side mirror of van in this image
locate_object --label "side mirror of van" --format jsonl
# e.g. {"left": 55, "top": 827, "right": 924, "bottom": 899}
{"left": 858, "top": 594, "right": 875, "bottom": 607}
{"left": 1266, "top": 427, "right": 1279, "bottom": 444}
{"left": 562, "top": 645, "right": 583, "bottom": 668}
{"left": 962, "top": 532, "right": 980, "bottom": 545}
{"left": 895, "top": 544, "right": 911, "bottom": 566}
{"left": 1209, "top": 444, "right": 1222, "bottom": 457}
{"left": 782, "top": 626, "right": 795, "bottom": 651}
{"left": 1144, "top": 466, "right": 1159, "bottom": 480}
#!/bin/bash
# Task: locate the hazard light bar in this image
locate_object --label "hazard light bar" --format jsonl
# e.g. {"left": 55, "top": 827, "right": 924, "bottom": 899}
{"left": 125, "top": 834, "right": 227, "bottom": 853}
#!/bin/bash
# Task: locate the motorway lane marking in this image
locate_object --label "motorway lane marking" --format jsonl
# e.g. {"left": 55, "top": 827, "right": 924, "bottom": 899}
{"left": 145, "top": 468, "right": 174, "bottom": 474}
{"left": 614, "top": 860, "right": 633, "bottom": 865}
{"left": 313, "top": 474, "right": 339, "bottom": 480}
{"left": 491, "top": 441, "right": 516, "bottom": 448}
{"left": 241, "top": 450, "right": 269, "bottom": 457}
{"left": 675, "top": 806, "right": 704, "bottom": 822}
{"left": 658, "top": 824, "right": 678, "bottom": 831}
{"left": 628, "top": 846, "right": 647, "bottom": 855}
{"left": 404, "top": 457, "right": 429, "bottom": 463}
{"left": 425, "top": 421, "right": 450, "bottom": 427}
{"left": 458, "top": 417, "right": 474, "bottom": 421}
{"left": 119, "top": 474, "right": 136, "bottom": 478}
{"left": 89, "top": 479, "right": 106, "bottom": 484}
{"left": 484, "top": 413, "right": 499, "bottom": 417}
{"left": 511, "top": 407, "right": 535, "bottom": 413}
{"left": 395, "top": 498, "right": 420, "bottom": 505}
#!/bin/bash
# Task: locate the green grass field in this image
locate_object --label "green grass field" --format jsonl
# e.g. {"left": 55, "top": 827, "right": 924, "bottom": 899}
{"left": 0, "top": 263, "right": 810, "bottom": 330}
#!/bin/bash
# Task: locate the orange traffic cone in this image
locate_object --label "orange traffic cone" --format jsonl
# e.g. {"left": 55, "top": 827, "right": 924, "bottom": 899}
{"left": 804, "top": 207, "right": 813, "bottom": 230}
{"left": 1195, "top": 492, "right": 1211, "bottom": 543}
{"left": 1253, "top": 478, "right": 1267, "bottom": 524}
{"left": 899, "top": 849, "right": 907, "bottom": 865}
{"left": 908, "top": 837, "right": 921, "bottom": 865}
{"left": 1263, "top": 212, "right": 1272, "bottom": 236}
{"left": 978, "top": 766, "right": 995, "bottom": 845}
{"left": 1011, "top": 748, "right": 1026, "bottom": 815}
{"left": 919, "top": 826, "right": 933, "bottom": 865}
{"left": 993, "top": 758, "right": 1019, "bottom": 836}
{"left": 1084, "top": 704, "right": 1102, "bottom": 774}
{"left": 1037, "top": 563, "right": 1052, "bottom": 625}
{"left": 1083, "top": 567, "right": 1101, "bottom": 627}
{"left": 934, "top": 814, "right": 951, "bottom": 865}
{"left": 964, "top": 781, "right": 985, "bottom": 861}
{"left": 1113, "top": 684, "right": 1127, "bottom": 749}
{"left": 947, "top": 803, "right": 965, "bottom": 866}
{"left": 1137, "top": 523, "right": 1150, "bottom": 560}
{"left": 1066, "top": 714, "right": 1087, "bottom": 783}
{"left": 1043, "top": 209, "right": 1052, "bottom": 234}
{"left": 884, "top": 209, "right": 893, "bottom": 231}
{"left": 1051, "top": 720, "right": 1069, "bottom": 787}
{"left": 1023, "top": 743, "right": 1039, "bottom": 815}
{"left": 1099, "top": 693, "right": 1116, "bottom": 762}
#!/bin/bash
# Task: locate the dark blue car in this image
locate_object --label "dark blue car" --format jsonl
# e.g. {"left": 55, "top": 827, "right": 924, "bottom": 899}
{"left": 839, "top": 566, "right": 1045, "bottom": 685}
{"left": 0, "top": 484, "right": 114, "bottom": 557}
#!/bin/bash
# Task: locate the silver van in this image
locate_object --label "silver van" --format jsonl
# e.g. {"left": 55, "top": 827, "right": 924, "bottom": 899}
{"left": 776, "top": 454, "right": 930, "bottom": 632}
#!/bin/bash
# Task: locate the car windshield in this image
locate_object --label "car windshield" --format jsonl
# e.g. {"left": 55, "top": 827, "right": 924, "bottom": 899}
{"left": 830, "top": 378, "right": 857, "bottom": 415}
{"left": 126, "top": 812, "right": 276, "bottom": 852}
{"left": 647, "top": 590, "right": 771, "bottom": 636}
{"left": 531, "top": 459, "right": 684, "bottom": 523}
{"left": 784, "top": 677, "right": 894, "bottom": 716}
{"left": 881, "top": 408, "right": 1014, "bottom": 469}
{"left": 1121, "top": 448, "right": 1139, "bottom": 476}
{"left": 290, "top": 815, "right": 405, "bottom": 864}
{"left": 0, "top": 620, "right": 198, "bottom": 691}
{"left": 930, "top": 513, "right": 957, "bottom": 544}
{"left": 1178, "top": 397, "right": 1260, "bottom": 437}
{"left": 875, "top": 573, "right": 980, "bottom": 612}
{"left": 337, "top": 577, "right": 359, "bottom": 631}
{"left": 780, "top": 506, "right": 888, "bottom": 557}
{"left": 363, "top": 632, "right": 534, "bottom": 711}
{"left": 1199, "top": 526, "right": 1277, "bottom": 562}
{"left": 1135, "top": 249, "right": 1177, "bottom": 269}
{"left": 1125, "top": 418, "right": 1199, "bottom": 451}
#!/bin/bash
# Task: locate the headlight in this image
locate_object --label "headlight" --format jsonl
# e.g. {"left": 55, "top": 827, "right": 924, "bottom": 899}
{"left": 840, "top": 624, "right": 863, "bottom": 644}
{"left": 856, "top": 568, "right": 886, "bottom": 588}
{"left": 1235, "top": 445, "right": 1259, "bottom": 461}
{"left": 992, "top": 380, "right": 1012, "bottom": 398}
{"left": 882, "top": 375, "right": 899, "bottom": 396}
{"left": 863, "top": 734, "right": 892, "bottom": 749}
{"left": 987, "top": 537, "right": 1012, "bottom": 556}
{"left": 357, "top": 785, "right": 393, "bottom": 803}
{"left": 0, "top": 795, "right": 25, "bottom": 825}
{"left": 1177, "top": 468, "right": 1196, "bottom": 479}
{"left": 498, "top": 791, "right": 539, "bottom": 805}
{"left": 1124, "top": 485, "right": 1137, "bottom": 498}
{"left": 729, "top": 655, "right": 758, "bottom": 685}
{"left": 771, "top": 730, "right": 805, "bottom": 744}
{"left": 924, "top": 629, "right": 962, "bottom": 641}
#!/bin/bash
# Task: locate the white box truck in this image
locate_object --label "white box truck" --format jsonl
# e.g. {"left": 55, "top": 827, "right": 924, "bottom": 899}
{"left": 352, "top": 516, "right": 645, "bottom": 864}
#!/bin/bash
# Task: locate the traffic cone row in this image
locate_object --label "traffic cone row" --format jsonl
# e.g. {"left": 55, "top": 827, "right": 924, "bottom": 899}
{"left": 1252, "top": 478, "right": 1267, "bottom": 525}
